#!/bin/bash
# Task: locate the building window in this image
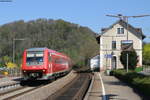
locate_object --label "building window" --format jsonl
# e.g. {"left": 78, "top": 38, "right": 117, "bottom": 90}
{"left": 117, "top": 28, "right": 124, "bottom": 34}
{"left": 112, "top": 41, "right": 116, "bottom": 50}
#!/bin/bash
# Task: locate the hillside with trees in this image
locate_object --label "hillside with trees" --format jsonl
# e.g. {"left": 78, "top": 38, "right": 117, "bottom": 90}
{"left": 0, "top": 19, "right": 99, "bottom": 68}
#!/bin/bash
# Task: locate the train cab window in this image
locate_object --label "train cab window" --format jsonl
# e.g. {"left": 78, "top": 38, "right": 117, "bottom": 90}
{"left": 26, "top": 51, "right": 44, "bottom": 66}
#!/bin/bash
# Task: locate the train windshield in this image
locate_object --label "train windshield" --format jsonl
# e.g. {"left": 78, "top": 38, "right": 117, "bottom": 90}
{"left": 26, "top": 51, "right": 44, "bottom": 66}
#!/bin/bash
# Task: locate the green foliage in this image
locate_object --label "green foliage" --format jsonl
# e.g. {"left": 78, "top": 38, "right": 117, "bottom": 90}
{"left": 0, "top": 19, "right": 99, "bottom": 67}
{"left": 1, "top": 56, "right": 12, "bottom": 66}
{"left": 112, "top": 69, "right": 150, "bottom": 97}
{"left": 134, "top": 67, "right": 143, "bottom": 72}
{"left": 120, "top": 50, "right": 138, "bottom": 70}
{"left": 3, "top": 56, "right": 11, "bottom": 63}
{"left": 143, "top": 43, "right": 150, "bottom": 65}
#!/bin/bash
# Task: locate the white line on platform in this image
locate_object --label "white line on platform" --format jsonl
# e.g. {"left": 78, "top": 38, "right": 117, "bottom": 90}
{"left": 98, "top": 72, "right": 106, "bottom": 100}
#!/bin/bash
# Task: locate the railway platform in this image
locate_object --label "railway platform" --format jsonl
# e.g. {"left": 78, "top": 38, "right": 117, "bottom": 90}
{"left": 84, "top": 72, "right": 103, "bottom": 100}
{"left": 85, "top": 72, "right": 141, "bottom": 100}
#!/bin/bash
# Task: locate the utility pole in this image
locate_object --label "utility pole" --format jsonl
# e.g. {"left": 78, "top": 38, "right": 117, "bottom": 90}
{"left": 13, "top": 38, "right": 26, "bottom": 63}
{"left": 106, "top": 14, "right": 150, "bottom": 72}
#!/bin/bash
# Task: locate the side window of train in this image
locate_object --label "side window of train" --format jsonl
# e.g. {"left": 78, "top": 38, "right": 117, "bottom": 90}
{"left": 55, "top": 58, "right": 61, "bottom": 64}
{"left": 55, "top": 58, "right": 67, "bottom": 64}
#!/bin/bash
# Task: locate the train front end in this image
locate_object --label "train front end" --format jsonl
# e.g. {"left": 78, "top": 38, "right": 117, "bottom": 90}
{"left": 22, "top": 48, "right": 49, "bottom": 80}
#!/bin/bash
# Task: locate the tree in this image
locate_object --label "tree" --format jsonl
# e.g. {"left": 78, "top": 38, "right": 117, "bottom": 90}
{"left": 1, "top": 56, "right": 11, "bottom": 66}
{"left": 143, "top": 43, "right": 150, "bottom": 65}
{"left": 0, "top": 18, "right": 99, "bottom": 68}
{"left": 120, "top": 50, "right": 138, "bottom": 70}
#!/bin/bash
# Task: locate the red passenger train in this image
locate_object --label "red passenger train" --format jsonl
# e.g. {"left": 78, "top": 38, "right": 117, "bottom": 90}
{"left": 22, "top": 48, "right": 72, "bottom": 80}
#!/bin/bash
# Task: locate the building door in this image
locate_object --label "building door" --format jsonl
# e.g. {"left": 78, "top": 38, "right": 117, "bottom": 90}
{"left": 112, "top": 56, "right": 117, "bottom": 69}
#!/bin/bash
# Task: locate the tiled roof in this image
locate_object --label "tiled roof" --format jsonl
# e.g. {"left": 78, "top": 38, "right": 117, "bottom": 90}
{"left": 96, "top": 20, "right": 145, "bottom": 44}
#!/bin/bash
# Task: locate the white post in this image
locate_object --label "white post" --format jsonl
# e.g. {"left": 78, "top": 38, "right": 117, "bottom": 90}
{"left": 99, "top": 36, "right": 101, "bottom": 72}
{"left": 13, "top": 39, "right": 15, "bottom": 63}
{"left": 127, "top": 53, "right": 129, "bottom": 72}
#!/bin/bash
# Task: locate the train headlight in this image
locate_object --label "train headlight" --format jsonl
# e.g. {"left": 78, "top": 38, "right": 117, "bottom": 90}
{"left": 43, "top": 70, "right": 46, "bottom": 72}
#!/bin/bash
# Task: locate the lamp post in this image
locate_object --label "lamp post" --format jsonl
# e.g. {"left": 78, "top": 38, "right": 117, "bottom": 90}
{"left": 13, "top": 38, "right": 25, "bottom": 63}
{"left": 106, "top": 14, "right": 150, "bottom": 72}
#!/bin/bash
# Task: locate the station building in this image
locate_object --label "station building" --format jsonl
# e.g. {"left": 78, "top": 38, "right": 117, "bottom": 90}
{"left": 96, "top": 20, "right": 145, "bottom": 70}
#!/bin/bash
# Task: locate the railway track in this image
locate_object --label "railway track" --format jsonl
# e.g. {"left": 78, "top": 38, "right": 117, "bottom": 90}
{"left": 0, "top": 76, "right": 22, "bottom": 93}
{"left": 0, "top": 71, "right": 89, "bottom": 100}
{"left": 0, "top": 80, "right": 50, "bottom": 100}
{"left": 0, "top": 71, "right": 77, "bottom": 100}
{"left": 46, "top": 72, "right": 92, "bottom": 100}
{"left": 1, "top": 86, "right": 37, "bottom": 100}
{"left": 0, "top": 82, "right": 20, "bottom": 93}
{"left": 0, "top": 77, "right": 30, "bottom": 96}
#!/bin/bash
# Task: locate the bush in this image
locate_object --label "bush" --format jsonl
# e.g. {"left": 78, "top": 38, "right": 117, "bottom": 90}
{"left": 6, "top": 62, "right": 17, "bottom": 68}
{"left": 134, "top": 67, "right": 143, "bottom": 72}
{"left": 132, "top": 77, "right": 150, "bottom": 96}
{"left": 120, "top": 50, "right": 138, "bottom": 70}
{"left": 112, "top": 69, "right": 150, "bottom": 97}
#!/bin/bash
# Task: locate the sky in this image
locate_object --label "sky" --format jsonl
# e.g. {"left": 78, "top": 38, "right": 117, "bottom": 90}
{"left": 0, "top": 0, "right": 150, "bottom": 42}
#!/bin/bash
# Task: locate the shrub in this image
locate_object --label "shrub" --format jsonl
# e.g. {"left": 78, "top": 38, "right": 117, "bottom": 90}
{"left": 120, "top": 50, "right": 138, "bottom": 70}
{"left": 132, "top": 77, "right": 150, "bottom": 96}
{"left": 134, "top": 67, "right": 143, "bottom": 72}
{"left": 6, "top": 62, "right": 17, "bottom": 68}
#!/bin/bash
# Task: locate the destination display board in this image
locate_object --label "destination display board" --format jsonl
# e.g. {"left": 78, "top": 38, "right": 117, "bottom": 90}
{"left": 27, "top": 51, "right": 44, "bottom": 57}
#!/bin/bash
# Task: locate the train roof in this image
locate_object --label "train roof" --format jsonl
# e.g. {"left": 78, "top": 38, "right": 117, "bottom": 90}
{"left": 26, "top": 47, "right": 68, "bottom": 58}
{"left": 26, "top": 47, "right": 48, "bottom": 51}
{"left": 90, "top": 55, "right": 100, "bottom": 60}
{"left": 26, "top": 47, "right": 57, "bottom": 53}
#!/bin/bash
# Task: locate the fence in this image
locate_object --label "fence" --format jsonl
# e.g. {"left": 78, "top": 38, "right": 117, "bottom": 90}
{"left": 143, "top": 65, "right": 150, "bottom": 73}
{"left": 0, "top": 67, "right": 21, "bottom": 77}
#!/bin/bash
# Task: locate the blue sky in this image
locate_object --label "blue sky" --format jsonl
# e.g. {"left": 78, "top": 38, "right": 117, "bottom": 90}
{"left": 0, "top": 0, "right": 150, "bottom": 42}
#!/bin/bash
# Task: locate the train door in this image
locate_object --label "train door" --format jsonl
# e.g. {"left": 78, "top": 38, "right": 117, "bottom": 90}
{"left": 48, "top": 53, "right": 53, "bottom": 73}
